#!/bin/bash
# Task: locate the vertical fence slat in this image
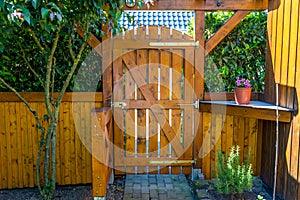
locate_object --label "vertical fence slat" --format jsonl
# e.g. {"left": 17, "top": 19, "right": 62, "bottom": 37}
{"left": 69, "top": 104, "right": 76, "bottom": 184}
{"left": 5, "top": 102, "right": 13, "bottom": 188}
{"left": 73, "top": 102, "right": 82, "bottom": 184}
{"left": 202, "top": 112, "right": 211, "bottom": 179}
{"left": 136, "top": 48, "right": 148, "bottom": 173}
{"left": 85, "top": 103, "right": 92, "bottom": 183}
{"left": 79, "top": 103, "right": 87, "bottom": 183}
{"left": 221, "top": 115, "right": 227, "bottom": 154}
{"left": 21, "top": 103, "right": 29, "bottom": 187}
{"left": 58, "top": 103, "right": 65, "bottom": 185}
{"left": 171, "top": 48, "right": 184, "bottom": 174}
{"left": 225, "top": 115, "right": 233, "bottom": 153}
{"left": 0, "top": 102, "right": 7, "bottom": 188}
{"left": 148, "top": 48, "right": 160, "bottom": 173}
{"left": 31, "top": 103, "right": 38, "bottom": 187}
{"left": 158, "top": 49, "right": 170, "bottom": 174}
{"left": 248, "top": 118, "right": 258, "bottom": 174}
{"left": 64, "top": 102, "right": 71, "bottom": 184}
{"left": 17, "top": 103, "right": 24, "bottom": 188}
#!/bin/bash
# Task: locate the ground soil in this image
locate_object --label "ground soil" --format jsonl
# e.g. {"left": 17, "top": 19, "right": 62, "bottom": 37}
{"left": 0, "top": 177, "right": 124, "bottom": 200}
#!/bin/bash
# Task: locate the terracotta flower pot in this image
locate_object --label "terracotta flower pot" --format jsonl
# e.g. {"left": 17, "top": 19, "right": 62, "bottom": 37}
{"left": 234, "top": 87, "right": 252, "bottom": 104}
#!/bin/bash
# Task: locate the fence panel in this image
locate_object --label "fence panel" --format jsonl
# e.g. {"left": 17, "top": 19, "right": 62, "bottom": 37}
{"left": 0, "top": 92, "right": 102, "bottom": 189}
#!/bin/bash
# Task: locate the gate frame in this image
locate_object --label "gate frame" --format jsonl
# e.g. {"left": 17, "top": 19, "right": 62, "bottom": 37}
{"left": 77, "top": 1, "right": 269, "bottom": 198}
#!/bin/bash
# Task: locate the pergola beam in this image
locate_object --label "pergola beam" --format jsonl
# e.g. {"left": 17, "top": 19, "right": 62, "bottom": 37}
{"left": 205, "top": 11, "right": 250, "bottom": 54}
{"left": 123, "top": 0, "right": 268, "bottom": 11}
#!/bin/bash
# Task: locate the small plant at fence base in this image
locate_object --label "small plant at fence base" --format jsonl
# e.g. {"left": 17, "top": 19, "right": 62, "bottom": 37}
{"left": 214, "top": 145, "right": 253, "bottom": 196}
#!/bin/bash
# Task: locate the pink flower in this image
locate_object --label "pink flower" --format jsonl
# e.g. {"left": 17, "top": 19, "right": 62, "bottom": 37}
{"left": 236, "top": 77, "right": 251, "bottom": 88}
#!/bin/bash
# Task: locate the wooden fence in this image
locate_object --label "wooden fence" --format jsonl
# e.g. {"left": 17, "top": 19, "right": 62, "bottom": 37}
{"left": 200, "top": 113, "right": 262, "bottom": 179}
{"left": 263, "top": 0, "right": 300, "bottom": 199}
{"left": 0, "top": 92, "right": 102, "bottom": 189}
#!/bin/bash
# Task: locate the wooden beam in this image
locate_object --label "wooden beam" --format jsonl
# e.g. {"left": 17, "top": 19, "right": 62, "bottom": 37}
{"left": 194, "top": 11, "right": 205, "bottom": 169}
{"left": 205, "top": 11, "right": 250, "bottom": 54}
{"left": 0, "top": 92, "right": 103, "bottom": 102}
{"left": 76, "top": 25, "right": 101, "bottom": 49}
{"left": 123, "top": 0, "right": 268, "bottom": 11}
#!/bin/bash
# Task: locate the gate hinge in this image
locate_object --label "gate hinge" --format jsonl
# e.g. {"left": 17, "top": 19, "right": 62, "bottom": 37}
{"left": 149, "top": 41, "right": 199, "bottom": 47}
{"left": 111, "top": 101, "right": 127, "bottom": 108}
{"left": 149, "top": 160, "right": 196, "bottom": 165}
{"left": 176, "top": 99, "right": 200, "bottom": 109}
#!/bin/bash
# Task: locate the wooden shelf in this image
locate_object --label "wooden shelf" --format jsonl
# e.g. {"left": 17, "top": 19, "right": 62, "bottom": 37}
{"left": 199, "top": 100, "right": 293, "bottom": 123}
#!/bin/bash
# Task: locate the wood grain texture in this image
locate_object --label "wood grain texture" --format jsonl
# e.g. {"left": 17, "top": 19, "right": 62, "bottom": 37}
{"left": 263, "top": 0, "right": 300, "bottom": 198}
{"left": 201, "top": 113, "right": 260, "bottom": 179}
{"left": 0, "top": 93, "right": 102, "bottom": 189}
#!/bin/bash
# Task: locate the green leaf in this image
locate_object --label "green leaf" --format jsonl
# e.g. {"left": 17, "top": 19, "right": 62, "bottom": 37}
{"left": 17, "top": 6, "right": 31, "bottom": 25}
{"left": 32, "top": 0, "right": 40, "bottom": 9}
{"left": 45, "top": 24, "right": 51, "bottom": 33}
{"left": 0, "top": 0, "right": 4, "bottom": 10}
{"left": 41, "top": 8, "right": 49, "bottom": 19}
{"left": 0, "top": 45, "right": 4, "bottom": 53}
{"left": 2, "top": 55, "right": 10, "bottom": 60}
{"left": 46, "top": 2, "right": 62, "bottom": 14}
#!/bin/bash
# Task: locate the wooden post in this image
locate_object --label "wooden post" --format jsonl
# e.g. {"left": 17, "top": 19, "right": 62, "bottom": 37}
{"left": 194, "top": 11, "right": 205, "bottom": 169}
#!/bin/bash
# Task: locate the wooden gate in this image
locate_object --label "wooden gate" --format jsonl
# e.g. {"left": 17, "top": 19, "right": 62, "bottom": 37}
{"left": 111, "top": 26, "right": 200, "bottom": 174}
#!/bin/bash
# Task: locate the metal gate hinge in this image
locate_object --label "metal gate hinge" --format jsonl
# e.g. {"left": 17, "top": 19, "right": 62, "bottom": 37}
{"left": 149, "top": 41, "right": 199, "bottom": 47}
{"left": 149, "top": 160, "right": 196, "bottom": 165}
{"left": 176, "top": 99, "right": 200, "bottom": 109}
{"left": 111, "top": 102, "right": 127, "bottom": 108}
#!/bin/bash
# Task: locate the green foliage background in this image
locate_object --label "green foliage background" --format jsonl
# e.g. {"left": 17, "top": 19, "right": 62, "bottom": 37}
{"left": 1, "top": 10, "right": 267, "bottom": 93}
{"left": 204, "top": 12, "right": 267, "bottom": 92}
{"left": 0, "top": 0, "right": 123, "bottom": 92}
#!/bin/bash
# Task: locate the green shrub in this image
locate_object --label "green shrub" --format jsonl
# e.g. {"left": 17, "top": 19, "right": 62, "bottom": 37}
{"left": 188, "top": 12, "right": 267, "bottom": 92}
{"left": 215, "top": 145, "right": 253, "bottom": 195}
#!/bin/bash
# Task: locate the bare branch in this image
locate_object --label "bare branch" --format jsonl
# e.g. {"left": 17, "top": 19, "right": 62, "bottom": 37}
{"left": 18, "top": 43, "right": 45, "bottom": 89}
{"left": 50, "top": 57, "right": 56, "bottom": 106}
{"left": 56, "top": 41, "right": 87, "bottom": 108}
{"left": 45, "top": 29, "right": 60, "bottom": 121}
{"left": 27, "top": 28, "right": 45, "bottom": 52}
{"left": 56, "top": 18, "right": 90, "bottom": 108}
{"left": 68, "top": 34, "right": 75, "bottom": 61}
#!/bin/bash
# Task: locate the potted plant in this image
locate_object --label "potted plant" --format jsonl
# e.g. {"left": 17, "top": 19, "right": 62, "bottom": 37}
{"left": 234, "top": 77, "right": 252, "bottom": 104}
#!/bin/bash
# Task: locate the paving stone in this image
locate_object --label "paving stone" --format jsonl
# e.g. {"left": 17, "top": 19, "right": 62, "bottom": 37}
{"left": 133, "top": 191, "right": 141, "bottom": 198}
{"left": 167, "top": 191, "right": 177, "bottom": 198}
{"left": 133, "top": 184, "right": 141, "bottom": 190}
{"left": 157, "top": 182, "right": 164, "bottom": 187}
{"left": 164, "top": 177, "right": 172, "bottom": 183}
{"left": 124, "top": 174, "right": 192, "bottom": 200}
{"left": 149, "top": 177, "right": 157, "bottom": 183}
{"left": 165, "top": 183, "right": 173, "bottom": 189}
{"left": 141, "top": 187, "right": 149, "bottom": 194}
{"left": 150, "top": 189, "right": 158, "bottom": 198}
{"left": 141, "top": 193, "right": 150, "bottom": 200}
{"left": 158, "top": 193, "right": 168, "bottom": 199}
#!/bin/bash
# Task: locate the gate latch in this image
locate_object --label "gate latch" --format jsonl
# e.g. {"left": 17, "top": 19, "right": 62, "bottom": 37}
{"left": 176, "top": 99, "right": 200, "bottom": 109}
{"left": 111, "top": 102, "right": 127, "bottom": 109}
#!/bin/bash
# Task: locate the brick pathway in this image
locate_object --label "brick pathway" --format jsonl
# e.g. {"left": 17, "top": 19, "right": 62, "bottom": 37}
{"left": 123, "top": 174, "right": 193, "bottom": 200}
